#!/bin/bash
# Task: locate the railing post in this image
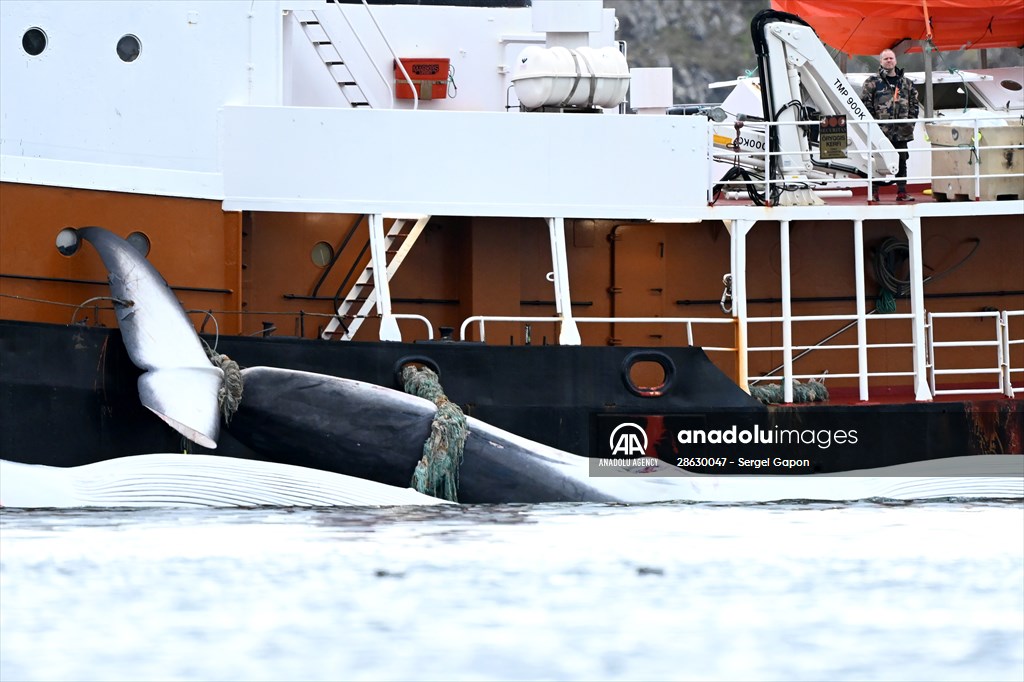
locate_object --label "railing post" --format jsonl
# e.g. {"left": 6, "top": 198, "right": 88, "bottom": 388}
{"left": 726, "top": 219, "right": 755, "bottom": 391}
{"left": 780, "top": 219, "right": 793, "bottom": 403}
{"left": 853, "top": 219, "right": 869, "bottom": 400}
{"left": 999, "top": 311, "right": 1013, "bottom": 398}
{"left": 973, "top": 117, "right": 981, "bottom": 200}
{"left": 927, "top": 311, "right": 936, "bottom": 396}
{"left": 866, "top": 123, "right": 874, "bottom": 200}
{"left": 901, "top": 218, "right": 932, "bottom": 401}
{"left": 763, "top": 126, "right": 771, "bottom": 203}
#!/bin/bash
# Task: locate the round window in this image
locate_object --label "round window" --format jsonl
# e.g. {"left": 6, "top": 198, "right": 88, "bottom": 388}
{"left": 55, "top": 227, "right": 80, "bottom": 256}
{"left": 22, "top": 28, "right": 47, "bottom": 56}
{"left": 117, "top": 34, "right": 141, "bottom": 62}
{"left": 311, "top": 241, "right": 335, "bottom": 268}
{"left": 126, "top": 231, "right": 151, "bottom": 257}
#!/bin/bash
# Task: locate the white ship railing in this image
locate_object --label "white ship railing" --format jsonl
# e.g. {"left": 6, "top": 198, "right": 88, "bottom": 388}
{"left": 744, "top": 308, "right": 1022, "bottom": 401}
{"left": 713, "top": 112, "right": 1024, "bottom": 201}
{"left": 459, "top": 315, "right": 736, "bottom": 352}
{"left": 927, "top": 310, "right": 1008, "bottom": 397}
{"left": 746, "top": 313, "right": 918, "bottom": 386}
{"left": 1004, "top": 310, "right": 1023, "bottom": 398}
{"left": 457, "top": 306, "right": 1021, "bottom": 402}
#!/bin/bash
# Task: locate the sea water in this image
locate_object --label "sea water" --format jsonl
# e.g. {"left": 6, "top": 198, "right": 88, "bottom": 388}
{"left": 1, "top": 501, "right": 1022, "bottom": 682}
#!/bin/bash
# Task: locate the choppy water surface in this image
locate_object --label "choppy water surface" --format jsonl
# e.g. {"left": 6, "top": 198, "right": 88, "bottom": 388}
{"left": 1, "top": 501, "right": 1022, "bottom": 682}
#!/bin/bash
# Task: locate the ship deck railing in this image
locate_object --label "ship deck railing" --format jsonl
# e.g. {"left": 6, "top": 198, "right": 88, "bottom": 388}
{"left": 711, "top": 111, "right": 1023, "bottom": 202}
{"left": 459, "top": 315, "right": 738, "bottom": 352}
{"left": 457, "top": 307, "right": 1023, "bottom": 403}
{"left": 745, "top": 308, "right": 1022, "bottom": 401}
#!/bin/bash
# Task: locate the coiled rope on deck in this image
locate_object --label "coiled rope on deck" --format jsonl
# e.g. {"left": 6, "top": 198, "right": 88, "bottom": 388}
{"left": 871, "top": 236, "right": 981, "bottom": 314}
{"left": 748, "top": 379, "right": 828, "bottom": 405}
{"left": 401, "top": 365, "right": 467, "bottom": 502}
{"left": 873, "top": 237, "right": 909, "bottom": 314}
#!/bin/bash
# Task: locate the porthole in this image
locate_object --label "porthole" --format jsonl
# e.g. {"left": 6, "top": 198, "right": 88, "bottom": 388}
{"left": 311, "top": 241, "right": 334, "bottom": 268}
{"left": 126, "top": 231, "right": 151, "bottom": 257}
{"left": 1000, "top": 79, "right": 1023, "bottom": 92}
{"left": 116, "top": 34, "right": 141, "bottom": 62}
{"left": 22, "top": 28, "right": 47, "bottom": 56}
{"left": 55, "top": 227, "right": 80, "bottom": 257}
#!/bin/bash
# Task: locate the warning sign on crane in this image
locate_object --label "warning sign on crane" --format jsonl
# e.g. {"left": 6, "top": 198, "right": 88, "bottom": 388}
{"left": 819, "top": 115, "right": 848, "bottom": 159}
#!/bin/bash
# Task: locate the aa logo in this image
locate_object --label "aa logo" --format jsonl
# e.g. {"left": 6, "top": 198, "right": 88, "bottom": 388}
{"left": 609, "top": 422, "right": 648, "bottom": 457}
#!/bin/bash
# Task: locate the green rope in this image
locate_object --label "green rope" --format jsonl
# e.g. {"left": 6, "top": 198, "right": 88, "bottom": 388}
{"left": 876, "top": 288, "right": 897, "bottom": 314}
{"left": 749, "top": 379, "right": 829, "bottom": 405}
{"left": 402, "top": 365, "right": 467, "bottom": 502}
{"left": 872, "top": 238, "right": 908, "bottom": 314}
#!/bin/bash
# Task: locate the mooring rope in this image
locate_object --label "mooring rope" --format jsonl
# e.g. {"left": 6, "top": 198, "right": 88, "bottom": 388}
{"left": 204, "top": 344, "right": 243, "bottom": 423}
{"left": 401, "top": 365, "right": 467, "bottom": 502}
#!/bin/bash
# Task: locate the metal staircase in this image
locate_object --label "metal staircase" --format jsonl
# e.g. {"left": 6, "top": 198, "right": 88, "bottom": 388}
{"left": 293, "top": 9, "right": 370, "bottom": 108}
{"left": 321, "top": 214, "right": 432, "bottom": 341}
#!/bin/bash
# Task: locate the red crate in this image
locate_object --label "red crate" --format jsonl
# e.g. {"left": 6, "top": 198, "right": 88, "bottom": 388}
{"left": 395, "top": 58, "right": 449, "bottom": 100}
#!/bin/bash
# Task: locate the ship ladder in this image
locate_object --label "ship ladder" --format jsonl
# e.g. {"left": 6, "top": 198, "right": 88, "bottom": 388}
{"left": 321, "top": 214, "right": 432, "bottom": 341}
{"left": 293, "top": 9, "right": 371, "bottom": 108}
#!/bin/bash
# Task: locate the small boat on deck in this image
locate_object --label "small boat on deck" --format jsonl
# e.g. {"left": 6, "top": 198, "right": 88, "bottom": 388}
{"left": 1, "top": 1, "right": 1021, "bottom": 505}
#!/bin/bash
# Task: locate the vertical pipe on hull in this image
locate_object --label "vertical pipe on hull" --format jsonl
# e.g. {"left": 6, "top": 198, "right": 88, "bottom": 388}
{"left": 548, "top": 217, "right": 581, "bottom": 345}
{"left": 369, "top": 213, "right": 401, "bottom": 341}
{"left": 902, "top": 217, "right": 932, "bottom": 401}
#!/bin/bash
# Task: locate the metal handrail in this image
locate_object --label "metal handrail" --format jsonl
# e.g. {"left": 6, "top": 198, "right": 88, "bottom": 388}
{"left": 327, "top": 0, "right": 412, "bottom": 109}
{"left": 459, "top": 314, "right": 735, "bottom": 350}
{"left": 713, "top": 112, "right": 1023, "bottom": 199}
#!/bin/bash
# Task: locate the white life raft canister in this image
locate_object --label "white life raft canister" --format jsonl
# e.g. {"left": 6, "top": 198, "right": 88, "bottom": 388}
{"left": 511, "top": 45, "right": 630, "bottom": 110}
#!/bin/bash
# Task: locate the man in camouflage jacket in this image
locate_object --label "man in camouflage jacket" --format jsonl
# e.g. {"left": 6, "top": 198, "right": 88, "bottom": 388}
{"left": 861, "top": 49, "right": 920, "bottom": 201}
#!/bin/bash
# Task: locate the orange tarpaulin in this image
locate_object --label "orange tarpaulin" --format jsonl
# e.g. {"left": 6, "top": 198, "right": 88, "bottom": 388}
{"left": 772, "top": 0, "right": 1024, "bottom": 54}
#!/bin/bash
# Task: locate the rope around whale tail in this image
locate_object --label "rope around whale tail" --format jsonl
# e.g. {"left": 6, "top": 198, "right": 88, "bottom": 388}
{"left": 401, "top": 365, "right": 467, "bottom": 502}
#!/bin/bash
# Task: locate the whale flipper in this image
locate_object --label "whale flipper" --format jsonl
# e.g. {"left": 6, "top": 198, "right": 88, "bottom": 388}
{"left": 78, "top": 227, "right": 222, "bottom": 448}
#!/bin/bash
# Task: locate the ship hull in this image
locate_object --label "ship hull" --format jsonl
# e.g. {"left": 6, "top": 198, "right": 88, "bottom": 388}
{"left": 2, "top": 318, "right": 1020, "bottom": 478}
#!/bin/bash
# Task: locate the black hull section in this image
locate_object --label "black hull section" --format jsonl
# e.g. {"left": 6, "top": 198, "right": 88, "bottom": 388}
{"left": 2, "top": 320, "right": 1020, "bottom": 473}
{"left": 0, "top": 319, "right": 757, "bottom": 467}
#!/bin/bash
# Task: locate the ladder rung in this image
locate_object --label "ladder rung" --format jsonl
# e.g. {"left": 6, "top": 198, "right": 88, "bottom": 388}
{"left": 325, "top": 62, "right": 346, "bottom": 67}
{"left": 338, "top": 81, "right": 358, "bottom": 86}
{"left": 299, "top": 20, "right": 321, "bottom": 26}
{"left": 351, "top": 102, "right": 371, "bottom": 107}
{"left": 312, "top": 40, "right": 332, "bottom": 45}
